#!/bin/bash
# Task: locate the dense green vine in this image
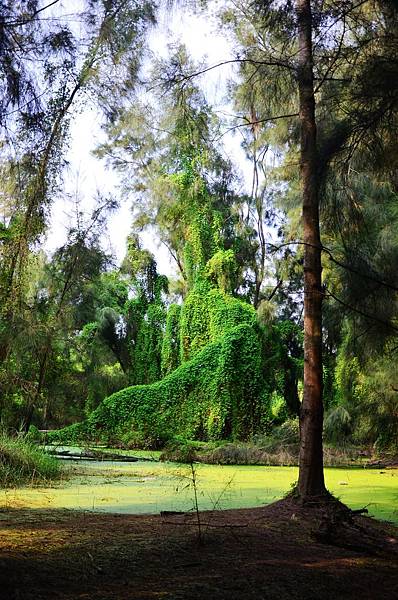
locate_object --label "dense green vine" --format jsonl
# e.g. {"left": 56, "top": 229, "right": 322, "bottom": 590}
{"left": 48, "top": 91, "right": 301, "bottom": 447}
{"left": 179, "top": 279, "right": 255, "bottom": 361}
{"left": 49, "top": 275, "right": 277, "bottom": 446}
{"left": 161, "top": 304, "right": 181, "bottom": 376}
{"left": 49, "top": 320, "right": 270, "bottom": 446}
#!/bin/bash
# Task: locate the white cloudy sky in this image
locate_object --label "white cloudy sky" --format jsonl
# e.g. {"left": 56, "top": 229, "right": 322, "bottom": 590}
{"left": 46, "top": 2, "right": 251, "bottom": 275}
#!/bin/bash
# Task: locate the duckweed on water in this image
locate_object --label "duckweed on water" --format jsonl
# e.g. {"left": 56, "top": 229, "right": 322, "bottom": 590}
{"left": 1, "top": 454, "right": 396, "bottom": 523}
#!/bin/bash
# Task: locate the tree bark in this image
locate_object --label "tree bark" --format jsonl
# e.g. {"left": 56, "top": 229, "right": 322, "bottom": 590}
{"left": 296, "top": 0, "right": 327, "bottom": 498}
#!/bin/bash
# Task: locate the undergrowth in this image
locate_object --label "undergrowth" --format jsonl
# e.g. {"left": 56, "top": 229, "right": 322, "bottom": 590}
{"left": 159, "top": 421, "right": 366, "bottom": 467}
{"left": 0, "top": 434, "right": 62, "bottom": 488}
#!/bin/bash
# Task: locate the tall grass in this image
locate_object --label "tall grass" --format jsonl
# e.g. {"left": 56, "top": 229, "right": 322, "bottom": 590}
{"left": 0, "top": 434, "right": 62, "bottom": 487}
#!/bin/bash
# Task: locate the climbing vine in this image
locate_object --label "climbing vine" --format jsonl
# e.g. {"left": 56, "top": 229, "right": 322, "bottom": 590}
{"left": 50, "top": 266, "right": 282, "bottom": 446}
{"left": 48, "top": 81, "right": 302, "bottom": 447}
{"left": 161, "top": 304, "right": 181, "bottom": 376}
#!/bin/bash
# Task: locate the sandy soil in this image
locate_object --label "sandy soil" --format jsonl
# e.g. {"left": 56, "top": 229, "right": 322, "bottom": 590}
{"left": 0, "top": 498, "right": 397, "bottom": 600}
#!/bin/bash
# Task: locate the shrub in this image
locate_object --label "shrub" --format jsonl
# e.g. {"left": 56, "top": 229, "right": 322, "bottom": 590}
{"left": 198, "top": 442, "right": 298, "bottom": 466}
{"left": 0, "top": 434, "right": 62, "bottom": 487}
{"left": 323, "top": 405, "right": 353, "bottom": 445}
{"left": 252, "top": 418, "right": 300, "bottom": 452}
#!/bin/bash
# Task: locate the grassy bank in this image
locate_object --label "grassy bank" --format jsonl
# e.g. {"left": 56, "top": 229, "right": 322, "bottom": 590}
{"left": 159, "top": 420, "right": 372, "bottom": 467}
{"left": 160, "top": 439, "right": 367, "bottom": 467}
{"left": 0, "top": 434, "right": 62, "bottom": 488}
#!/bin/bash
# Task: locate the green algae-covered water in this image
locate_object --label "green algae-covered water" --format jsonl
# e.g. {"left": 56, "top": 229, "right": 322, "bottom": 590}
{"left": 1, "top": 453, "right": 397, "bottom": 523}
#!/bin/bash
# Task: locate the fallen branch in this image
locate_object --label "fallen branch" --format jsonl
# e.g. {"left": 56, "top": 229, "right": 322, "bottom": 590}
{"left": 46, "top": 449, "right": 156, "bottom": 462}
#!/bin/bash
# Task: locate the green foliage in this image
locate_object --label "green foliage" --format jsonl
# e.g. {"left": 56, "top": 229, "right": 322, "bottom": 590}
{"left": 335, "top": 345, "right": 362, "bottom": 408}
{"left": 50, "top": 304, "right": 273, "bottom": 446}
{"left": 324, "top": 406, "right": 353, "bottom": 445}
{"left": 160, "top": 437, "right": 201, "bottom": 463}
{"left": 161, "top": 304, "right": 182, "bottom": 376}
{"left": 252, "top": 418, "right": 300, "bottom": 453}
{"left": 0, "top": 200, "right": 118, "bottom": 432}
{"left": 83, "top": 363, "right": 128, "bottom": 417}
{"left": 263, "top": 320, "right": 303, "bottom": 418}
{"left": 49, "top": 254, "right": 308, "bottom": 448}
{"left": 133, "top": 302, "right": 166, "bottom": 384}
{"left": 179, "top": 279, "right": 256, "bottom": 362}
{"left": 97, "top": 49, "right": 255, "bottom": 296}
{"left": 205, "top": 249, "right": 237, "bottom": 294}
{"left": 331, "top": 329, "right": 398, "bottom": 451}
{"left": 0, "top": 434, "right": 62, "bottom": 487}
{"left": 352, "top": 358, "right": 398, "bottom": 452}
{"left": 120, "top": 236, "right": 168, "bottom": 385}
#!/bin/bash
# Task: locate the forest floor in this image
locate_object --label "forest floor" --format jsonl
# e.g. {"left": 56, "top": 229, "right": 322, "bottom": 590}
{"left": 0, "top": 497, "right": 397, "bottom": 600}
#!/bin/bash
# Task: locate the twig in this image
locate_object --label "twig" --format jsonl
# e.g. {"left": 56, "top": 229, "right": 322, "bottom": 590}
{"left": 161, "top": 520, "right": 248, "bottom": 529}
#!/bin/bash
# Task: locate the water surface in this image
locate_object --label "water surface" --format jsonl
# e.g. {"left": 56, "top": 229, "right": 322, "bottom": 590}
{"left": 1, "top": 455, "right": 397, "bottom": 523}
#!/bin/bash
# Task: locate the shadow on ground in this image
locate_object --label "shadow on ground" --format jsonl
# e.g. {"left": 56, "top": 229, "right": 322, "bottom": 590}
{"left": 0, "top": 499, "right": 397, "bottom": 599}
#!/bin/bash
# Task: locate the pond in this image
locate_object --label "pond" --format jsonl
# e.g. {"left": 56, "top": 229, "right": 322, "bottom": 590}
{"left": 1, "top": 451, "right": 397, "bottom": 523}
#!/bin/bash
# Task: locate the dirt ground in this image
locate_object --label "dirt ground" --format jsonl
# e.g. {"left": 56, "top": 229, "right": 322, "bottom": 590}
{"left": 0, "top": 498, "right": 397, "bottom": 600}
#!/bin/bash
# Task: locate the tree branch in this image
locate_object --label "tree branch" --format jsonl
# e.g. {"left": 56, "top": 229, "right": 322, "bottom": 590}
{"left": 170, "top": 57, "right": 295, "bottom": 84}
{"left": 325, "top": 288, "right": 398, "bottom": 334}
{"left": 268, "top": 241, "right": 398, "bottom": 293}
{"left": 215, "top": 112, "right": 299, "bottom": 141}
{"left": 314, "top": 13, "right": 347, "bottom": 93}
{"left": 3, "top": 0, "right": 64, "bottom": 27}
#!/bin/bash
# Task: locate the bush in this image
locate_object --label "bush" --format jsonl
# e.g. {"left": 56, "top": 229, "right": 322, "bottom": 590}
{"left": 160, "top": 440, "right": 198, "bottom": 463}
{"left": 25, "top": 424, "right": 41, "bottom": 442}
{"left": 252, "top": 418, "right": 300, "bottom": 452}
{"left": 159, "top": 437, "right": 216, "bottom": 462}
{"left": 323, "top": 405, "right": 352, "bottom": 445}
{"left": 0, "top": 434, "right": 62, "bottom": 487}
{"left": 198, "top": 442, "right": 298, "bottom": 466}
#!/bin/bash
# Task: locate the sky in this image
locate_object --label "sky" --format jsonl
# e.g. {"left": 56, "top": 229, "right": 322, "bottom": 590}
{"left": 46, "top": 2, "right": 253, "bottom": 276}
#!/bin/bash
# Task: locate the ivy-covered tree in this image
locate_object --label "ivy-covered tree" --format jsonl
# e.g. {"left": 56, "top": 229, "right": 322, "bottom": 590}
{"left": 97, "top": 47, "right": 257, "bottom": 297}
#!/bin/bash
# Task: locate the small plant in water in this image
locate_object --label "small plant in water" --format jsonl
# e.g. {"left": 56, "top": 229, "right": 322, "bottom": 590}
{"left": 175, "top": 460, "right": 235, "bottom": 544}
{"left": 189, "top": 461, "right": 202, "bottom": 543}
{"left": 175, "top": 460, "right": 203, "bottom": 543}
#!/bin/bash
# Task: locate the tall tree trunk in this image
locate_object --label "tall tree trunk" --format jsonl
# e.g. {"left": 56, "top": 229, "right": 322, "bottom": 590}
{"left": 296, "top": 0, "right": 327, "bottom": 498}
